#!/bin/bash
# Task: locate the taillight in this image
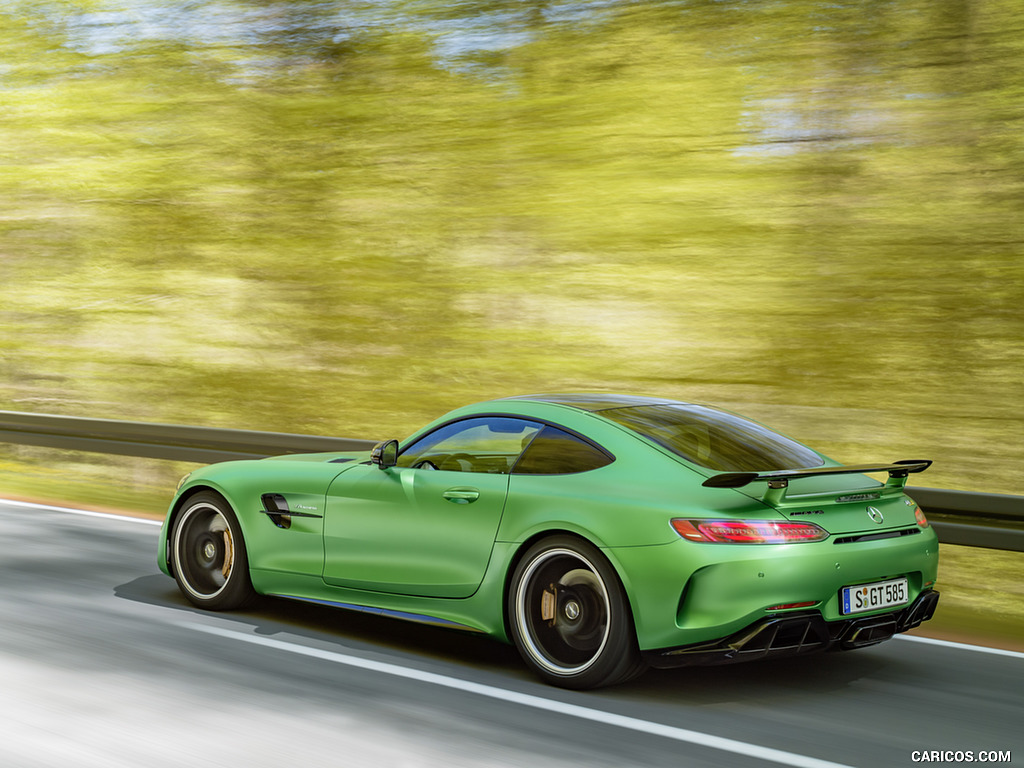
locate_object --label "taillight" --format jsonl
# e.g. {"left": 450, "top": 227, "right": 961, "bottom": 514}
{"left": 671, "top": 518, "right": 829, "bottom": 544}
{"left": 915, "top": 507, "right": 929, "bottom": 528}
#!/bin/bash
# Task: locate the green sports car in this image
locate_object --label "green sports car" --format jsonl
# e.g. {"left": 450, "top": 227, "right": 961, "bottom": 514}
{"left": 158, "top": 394, "right": 939, "bottom": 689}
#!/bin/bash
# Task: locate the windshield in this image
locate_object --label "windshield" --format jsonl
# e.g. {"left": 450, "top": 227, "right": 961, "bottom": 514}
{"left": 599, "top": 404, "right": 824, "bottom": 472}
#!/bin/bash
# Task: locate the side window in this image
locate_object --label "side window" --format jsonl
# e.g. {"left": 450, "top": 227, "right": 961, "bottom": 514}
{"left": 513, "top": 426, "right": 614, "bottom": 475}
{"left": 397, "top": 417, "right": 542, "bottom": 473}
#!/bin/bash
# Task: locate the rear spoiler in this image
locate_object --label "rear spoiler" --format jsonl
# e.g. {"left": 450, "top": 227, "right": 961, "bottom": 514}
{"left": 701, "top": 460, "right": 932, "bottom": 506}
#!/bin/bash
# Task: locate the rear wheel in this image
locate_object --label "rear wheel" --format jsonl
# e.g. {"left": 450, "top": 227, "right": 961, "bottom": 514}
{"left": 508, "top": 535, "right": 646, "bottom": 689}
{"left": 171, "top": 492, "right": 256, "bottom": 610}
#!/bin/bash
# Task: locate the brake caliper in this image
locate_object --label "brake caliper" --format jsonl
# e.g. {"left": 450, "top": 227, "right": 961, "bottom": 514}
{"left": 541, "top": 585, "right": 557, "bottom": 624}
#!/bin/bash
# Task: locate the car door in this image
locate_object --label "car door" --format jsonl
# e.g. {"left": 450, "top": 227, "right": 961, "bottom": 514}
{"left": 322, "top": 416, "right": 542, "bottom": 598}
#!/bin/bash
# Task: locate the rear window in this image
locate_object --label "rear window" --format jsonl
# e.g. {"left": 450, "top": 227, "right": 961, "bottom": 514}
{"left": 599, "top": 404, "right": 824, "bottom": 472}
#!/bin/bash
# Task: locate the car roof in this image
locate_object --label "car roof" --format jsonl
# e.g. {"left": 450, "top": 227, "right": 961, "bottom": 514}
{"left": 497, "top": 393, "right": 692, "bottom": 412}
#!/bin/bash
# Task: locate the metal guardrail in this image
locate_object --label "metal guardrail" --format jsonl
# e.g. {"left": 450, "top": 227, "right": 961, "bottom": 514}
{"left": 2, "top": 411, "right": 1022, "bottom": 552}
{"left": 903, "top": 487, "right": 1024, "bottom": 553}
{"left": 0, "top": 410, "right": 377, "bottom": 464}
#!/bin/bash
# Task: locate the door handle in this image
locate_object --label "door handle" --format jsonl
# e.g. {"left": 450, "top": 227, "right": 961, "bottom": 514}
{"left": 443, "top": 488, "right": 480, "bottom": 504}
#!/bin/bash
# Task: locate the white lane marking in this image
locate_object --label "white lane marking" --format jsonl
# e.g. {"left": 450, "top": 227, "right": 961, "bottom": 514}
{"left": 185, "top": 623, "right": 853, "bottom": 768}
{"left": 896, "top": 633, "right": 1024, "bottom": 660}
{"left": 0, "top": 498, "right": 162, "bottom": 526}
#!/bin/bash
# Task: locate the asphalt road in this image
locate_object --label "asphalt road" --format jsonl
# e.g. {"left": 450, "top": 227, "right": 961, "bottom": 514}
{"left": 0, "top": 499, "right": 1019, "bottom": 768}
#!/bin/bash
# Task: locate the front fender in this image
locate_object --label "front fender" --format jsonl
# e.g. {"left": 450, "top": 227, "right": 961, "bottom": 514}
{"left": 158, "top": 457, "right": 355, "bottom": 579}
{"left": 158, "top": 465, "right": 257, "bottom": 576}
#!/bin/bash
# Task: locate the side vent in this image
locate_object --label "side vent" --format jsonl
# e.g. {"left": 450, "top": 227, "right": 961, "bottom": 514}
{"left": 260, "top": 493, "right": 292, "bottom": 529}
{"left": 258, "top": 493, "right": 323, "bottom": 530}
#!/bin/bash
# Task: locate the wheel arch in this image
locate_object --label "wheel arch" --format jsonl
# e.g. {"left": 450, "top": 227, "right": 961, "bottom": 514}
{"left": 165, "top": 484, "right": 238, "bottom": 577}
{"left": 499, "top": 528, "right": 639, "bottom": 646}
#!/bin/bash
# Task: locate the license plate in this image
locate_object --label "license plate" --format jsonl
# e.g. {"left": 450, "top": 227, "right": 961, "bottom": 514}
{"left": 841, "top": 578, "right": 908, "bottom": 615}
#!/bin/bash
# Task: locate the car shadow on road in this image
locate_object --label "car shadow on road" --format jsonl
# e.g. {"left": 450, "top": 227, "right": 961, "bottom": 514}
{"left": 116, "top": 573, "right": 909, "bottom": 706}
{"left": 115, "top": 573, "right": 526, "bottom": 677}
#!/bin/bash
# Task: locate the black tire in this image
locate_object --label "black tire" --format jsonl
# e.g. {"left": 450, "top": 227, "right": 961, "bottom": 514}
{"left": 508, "top": 535, "right": 646, "bottom": 689}
{"left": 171, "top": 492, "right": 256, "bottom": 610}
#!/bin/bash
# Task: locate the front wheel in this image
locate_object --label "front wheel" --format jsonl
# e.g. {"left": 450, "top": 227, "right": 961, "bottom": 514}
{"left": 508, "top": 536, "right": 646, "bottom": 689}
{"left": 171, "top": 492, "right": 256, "bottom": 610}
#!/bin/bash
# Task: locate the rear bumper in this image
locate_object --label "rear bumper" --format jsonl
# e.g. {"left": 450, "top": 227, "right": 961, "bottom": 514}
{"left": 643, "top": 588, "right": 939, "bottom": 669}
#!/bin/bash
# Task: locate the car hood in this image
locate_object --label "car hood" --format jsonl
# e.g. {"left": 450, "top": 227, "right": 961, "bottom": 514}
{"left": 263, "top": 451, "right": 368, "bottom": 464}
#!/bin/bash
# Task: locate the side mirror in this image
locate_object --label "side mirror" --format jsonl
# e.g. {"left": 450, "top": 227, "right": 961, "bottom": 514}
{"left": 370, "top": 439, "right": 399, "bottom": 470}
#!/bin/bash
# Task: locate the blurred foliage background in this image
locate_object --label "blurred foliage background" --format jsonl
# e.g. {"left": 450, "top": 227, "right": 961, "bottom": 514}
{"left": 2, "top": 0, "right": 1023, "bottom": 511}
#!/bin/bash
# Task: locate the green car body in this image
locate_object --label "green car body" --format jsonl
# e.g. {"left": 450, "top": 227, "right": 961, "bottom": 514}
{"left": 158, "top": 394, "right": 939, "bottom": 688}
